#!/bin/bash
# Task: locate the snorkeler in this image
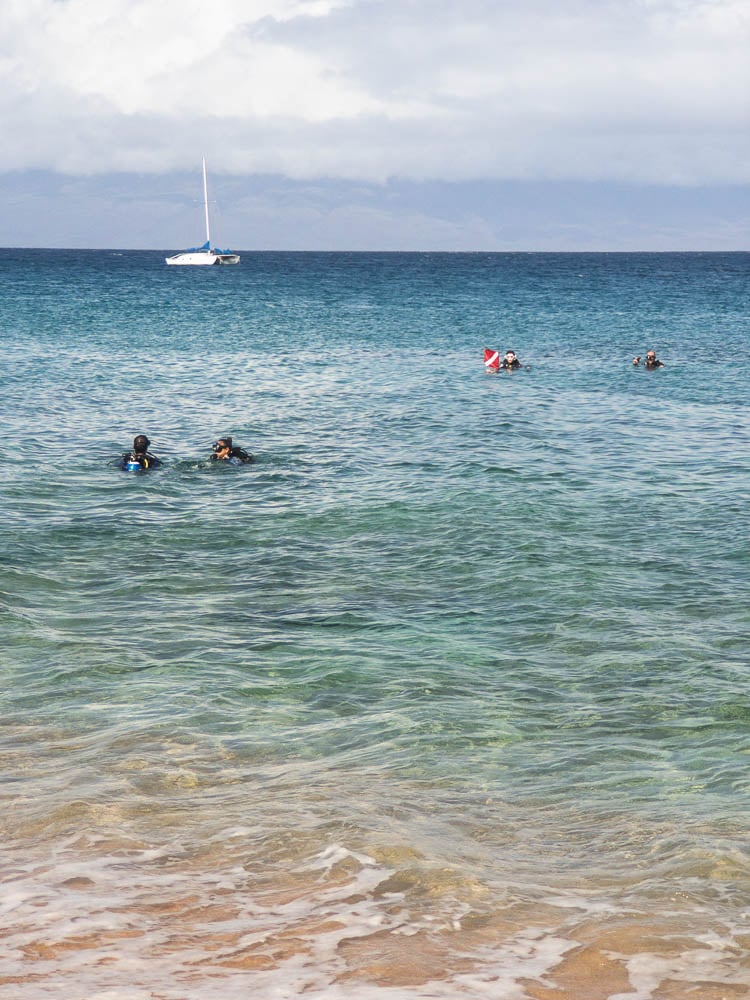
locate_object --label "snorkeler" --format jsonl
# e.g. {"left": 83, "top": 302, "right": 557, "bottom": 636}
{"left": 210, "top": 437, "right": 253, "bottom": 465}
{"left": 121, "top": 434, "right": 161, "bottom": 471}
{"left": 500, "top": 350, "right": 522, "bottom": 370}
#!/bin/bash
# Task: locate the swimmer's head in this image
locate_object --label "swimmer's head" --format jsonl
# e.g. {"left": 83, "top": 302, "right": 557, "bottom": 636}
{"left": 213, "top": 437, "right": 232, "bottom": 453}
{"left": 504, "top": 350, "right": 516, "bottom": 359}
{"left": 646, "top": 351, "right": 656, "bottom": 360}
{"left": 133, "top": 434, "right": 150, "bottom": 453}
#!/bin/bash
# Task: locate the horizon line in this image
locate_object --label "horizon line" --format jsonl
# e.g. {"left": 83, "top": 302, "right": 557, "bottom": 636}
{"left": 1, "top": 246, "right": 747, "bottom": 255}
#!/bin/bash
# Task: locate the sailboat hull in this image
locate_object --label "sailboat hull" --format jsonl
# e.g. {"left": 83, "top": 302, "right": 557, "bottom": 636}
{"left": 165, "top": 251, "right": 240, "bottom": 266}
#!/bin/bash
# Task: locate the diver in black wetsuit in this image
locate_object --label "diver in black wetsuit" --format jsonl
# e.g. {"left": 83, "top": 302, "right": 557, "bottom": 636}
{"left": 644, "top": 350, "right": 664, "bottom": 369}
{"left": 633, "top": 351, "right": 664, "bottom": 368}
{"left": 500, "top": 350, "right": 522, "bottom": 370}
{"left": 209, "top": 437, "right": 253, "bottom": 465}
{"left": 121, "top": 434, "right": 162, "bottom": 471}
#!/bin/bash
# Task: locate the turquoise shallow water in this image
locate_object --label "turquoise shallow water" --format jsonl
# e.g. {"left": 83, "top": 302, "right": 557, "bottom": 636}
{"left": 1, "top": 250, "right": 749, "bottom": 998}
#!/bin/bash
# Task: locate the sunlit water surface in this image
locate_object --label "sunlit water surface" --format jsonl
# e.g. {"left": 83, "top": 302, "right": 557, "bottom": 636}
{"left": 1, "top": 250, "right": 749, "bottom": 999}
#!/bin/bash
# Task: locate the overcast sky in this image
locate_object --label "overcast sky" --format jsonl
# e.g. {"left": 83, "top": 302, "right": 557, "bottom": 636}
{"left": 1, "top": 0, "right": 748, "bottom": 250}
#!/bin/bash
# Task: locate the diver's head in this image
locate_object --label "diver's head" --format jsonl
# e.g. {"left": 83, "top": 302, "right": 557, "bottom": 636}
{"left": 213, "top": 437, "right": 232, "bottom": 453}
{"left": 133, "top": 434, "right": 150, "bottom": 453}
{"left": 646, "top": 351, "right": 656, "bottom": 361}
{"left": 504, "top": 350, "right": 516, "bottom": 360}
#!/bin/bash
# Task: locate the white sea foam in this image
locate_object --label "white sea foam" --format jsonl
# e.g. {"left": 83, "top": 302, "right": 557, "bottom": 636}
{"left": 3, "top": 827, "right": 748, "bottom": 1000}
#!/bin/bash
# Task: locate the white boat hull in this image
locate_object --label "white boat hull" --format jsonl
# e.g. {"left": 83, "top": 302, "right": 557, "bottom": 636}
{"left": 165, "top": 251, "right": 240, "bottom": 266}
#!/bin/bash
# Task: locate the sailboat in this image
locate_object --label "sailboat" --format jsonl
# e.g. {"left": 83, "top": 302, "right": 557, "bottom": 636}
{"left": 165, "top": 158, "right": 240, "bottom": 266}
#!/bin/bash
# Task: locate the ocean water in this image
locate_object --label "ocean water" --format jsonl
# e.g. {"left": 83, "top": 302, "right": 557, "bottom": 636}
{"left": 1, "top": 249, "right": 748, "bottom": 1000}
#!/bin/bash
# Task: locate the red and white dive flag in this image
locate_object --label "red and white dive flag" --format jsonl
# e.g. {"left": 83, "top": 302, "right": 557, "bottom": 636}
{"left": 483, "top": 348, "right": 500, "bottom": 372}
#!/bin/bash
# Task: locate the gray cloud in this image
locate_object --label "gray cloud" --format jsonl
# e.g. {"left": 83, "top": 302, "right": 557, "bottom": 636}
{"left": 0, "top": 0, "right": 748, "bottom": 184}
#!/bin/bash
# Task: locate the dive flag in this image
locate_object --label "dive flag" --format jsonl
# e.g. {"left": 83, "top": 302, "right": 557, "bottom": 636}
{"left": 483, "top": 348, "right": 499, "bottom": 372}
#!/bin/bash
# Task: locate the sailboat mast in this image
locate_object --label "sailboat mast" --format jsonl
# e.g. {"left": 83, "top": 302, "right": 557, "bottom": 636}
{"left": 202, "top": 157, "right": 211, "bottom": 248}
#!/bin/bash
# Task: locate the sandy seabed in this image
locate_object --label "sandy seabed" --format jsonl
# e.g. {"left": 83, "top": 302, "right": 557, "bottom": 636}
{"left": 2, "top": 833, "right": 749, "bottom": 1000}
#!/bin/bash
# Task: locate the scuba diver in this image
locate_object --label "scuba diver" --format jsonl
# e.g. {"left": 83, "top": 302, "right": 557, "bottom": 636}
{"left": 633, "top": 351, "right": 664, "bottom": 368}
{"left": 121, "top": 434, "right": 162, "bottom": 471}
{"left": 209, "top": 437, "right": 253, "bottom": 465}
{"left": 644, "top": 350, "right": 664, "bottom": 369}
{"left": 500, "top": 350, "right": 522, "bottom": 370}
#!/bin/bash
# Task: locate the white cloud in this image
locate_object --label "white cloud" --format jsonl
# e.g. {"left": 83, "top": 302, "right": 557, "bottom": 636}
{"left": 0, "top": 0, "right": 748, "bottom": 183}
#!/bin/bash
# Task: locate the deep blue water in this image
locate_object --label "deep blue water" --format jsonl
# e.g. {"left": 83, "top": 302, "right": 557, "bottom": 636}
{"left": 1, "top": 249, "right": 749, "bottom": 999}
